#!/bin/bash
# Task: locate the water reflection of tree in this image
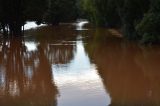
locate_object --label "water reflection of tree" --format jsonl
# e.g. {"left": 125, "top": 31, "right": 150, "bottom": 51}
{"left": 85, "top": 32, "right": 160, "bottom": 105}
{"left": 26, "top": 25, "right": 77, "bottom": 65}
{"left": 0, "top": 37, "right": 58, "bottom": 106}
{"left": 45, "top": 44, "right": 75, "bottom": 64}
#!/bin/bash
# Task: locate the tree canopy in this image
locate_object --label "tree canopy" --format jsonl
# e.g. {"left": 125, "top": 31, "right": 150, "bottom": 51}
{"left": 80, "top": 0, "right": 160, "bottom": 43}
{"left": 0, "top": 0, "right": 78, "bottom": 35}
{"left": 0, "top": 0, "right": 160, "bottom": 43}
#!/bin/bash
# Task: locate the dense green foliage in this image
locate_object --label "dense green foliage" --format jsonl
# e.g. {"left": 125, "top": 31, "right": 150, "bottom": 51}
{"left": 80, "top": 0, "right": 120, "bottom": 27}
{"left": 0, "top": 0, "right": 48, "bottom": 35}
{"left": 80, "top": 0, "right": 160, "bottom": 43}
{"left": 45, "top": 0, "right": 78, "bottom": 25}
{"left": 0, "top": 0, "right": 25, "bottom": 35}
{"left": 119, "top": 0, "right": 150, "bottom": 39}
{"left": 0, "top": 0, "right": 78, "bottom": 35}
{"left": 136, "top": 0, "right": 160, "bottom": 43}
{"left": 0, "top": 0, "right": 160, "bottom": 43}
{"left": 24, "top": 0, "right": 48, "bottom": 23}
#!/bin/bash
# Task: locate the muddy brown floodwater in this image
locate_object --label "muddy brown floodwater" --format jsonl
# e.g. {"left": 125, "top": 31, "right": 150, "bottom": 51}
{"left": 0, "top": 22, "right": 160, "bottom": 106}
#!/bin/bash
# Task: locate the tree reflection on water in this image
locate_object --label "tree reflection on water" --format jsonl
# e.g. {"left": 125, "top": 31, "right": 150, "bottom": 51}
{"left": 0, "top": 37, "right": 58, "bottom": 106}
{"left": 0, "top": 24, "right": 77, "bottom": 106}
{"left": 85, "top": 29, "right": 160, "bottom": 105}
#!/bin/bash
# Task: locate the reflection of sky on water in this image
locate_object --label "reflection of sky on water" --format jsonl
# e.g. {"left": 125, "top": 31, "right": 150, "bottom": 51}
{"left": 25, "top": 41, "right": 38, "bottom": 52}
{"left": 0, "top": 69, "right": 20, "bottom": 97}
{"left": 0, "top": 68, "right": 5, "bottom": 87}
{"left": 24, "top": 22, "right": 46, "bottom": 30}
{"left": 0, "top": 21, "right": 111, "bottom": 106}
{"left": 24, "top": 41, "right": 39, "bottom": 79}
{"left": 52, "top": 40, "right": 111, "bottom": 106}
{"left": 24, "top": 66, "right": 34, "bottom": 79}
{"left": 75, "top": 21, "right": 89, "bottom": 31}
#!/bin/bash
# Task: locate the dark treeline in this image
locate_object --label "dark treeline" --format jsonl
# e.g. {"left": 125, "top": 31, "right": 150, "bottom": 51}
{"left": 0, "top": 0, "right": 160, "bottom": 43}
{"left": 0, "top": 0, "right": 78, "bottom": 36}
{"left": 0, "top": 0, "right": 48, "bottom": 35}
{"left": 81, "top": 0, "right": 160, "bottom": 43}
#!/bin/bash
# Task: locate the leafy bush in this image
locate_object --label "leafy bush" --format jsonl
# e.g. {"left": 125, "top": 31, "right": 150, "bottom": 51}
{"left": 136, "top": 0, "right": 160, "bottom": 43}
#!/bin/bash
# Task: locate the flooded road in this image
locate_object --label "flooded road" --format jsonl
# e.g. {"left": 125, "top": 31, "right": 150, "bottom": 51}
{"left": 0, "top": 22, "right": 160, "bottom": 106}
